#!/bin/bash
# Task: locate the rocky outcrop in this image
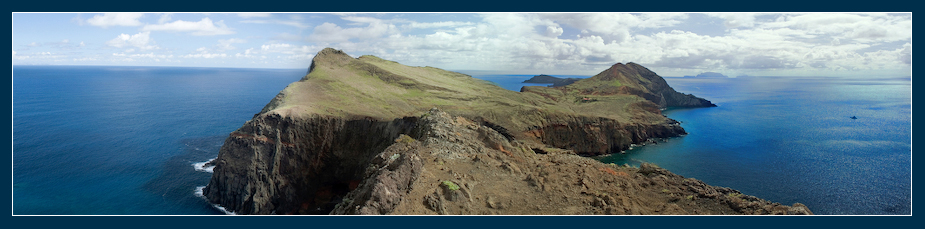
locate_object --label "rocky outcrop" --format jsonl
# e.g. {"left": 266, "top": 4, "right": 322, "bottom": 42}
{"left": 199, "top": 48, "right": 805, "bottom": 215}
{"left": 524, "top": 115, "right": 684, "bottom": 156}
{"left": 324, "top": 109, "right": 812, "bottom": 215}
{"left": 202, "top": 113, "right": 420, "bottom": 215}
{"left": 202, "top": 108, "right": 812, "bottom": 215}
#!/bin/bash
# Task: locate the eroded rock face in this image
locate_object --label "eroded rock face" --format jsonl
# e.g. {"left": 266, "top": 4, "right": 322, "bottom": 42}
{"left": 202, "top": 113, "right": 419, "bottom": 215}
{"left": 324, "top": 109, "right": 813, "bottom": 215}
{"left": 202, "top": 48, "right": 805, "bottom": 215}
{"left": 525, "top": 115, "right": 685, "bottom": 156}
{"left": 328, "top": 135, "right": 425, "bottom": 215}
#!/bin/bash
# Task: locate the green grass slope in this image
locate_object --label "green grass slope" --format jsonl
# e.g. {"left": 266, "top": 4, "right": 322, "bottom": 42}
{"left": 260, "top": 48, "right": 693, "bottom": 140}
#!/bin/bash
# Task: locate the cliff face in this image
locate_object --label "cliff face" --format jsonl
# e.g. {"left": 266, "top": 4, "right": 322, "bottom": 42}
{"left": 206, "top": 108, "right": 812, "bottom": 215}
{"left": 203, "top": 113, "right": 420, "bottom": 214}
{"left": 199, "top": 48, "right": 801, "bottom": 215}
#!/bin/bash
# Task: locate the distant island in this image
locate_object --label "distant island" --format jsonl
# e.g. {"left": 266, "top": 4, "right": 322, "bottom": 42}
{"left": 522, "top": 74, "right": 581, "bottom": 87}
{"left": 683, "top": 72, "right": 728, "bottom": 78}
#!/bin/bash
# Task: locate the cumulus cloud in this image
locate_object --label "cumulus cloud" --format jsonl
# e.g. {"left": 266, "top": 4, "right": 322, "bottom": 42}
{"left": 405, "top": 21, "right": 475, "bottom": 29}
{"left": 86, "top": 13, "right": 144, "bottom": 28}
{"left": 182, "top": 52, "right": 228, "bottom": 59}
{"left": 536, "top": 13, "right": 685, "bottom": 44}
{"left": 544, "top": 25, "right": 563, "bottom": 37}
{"left": 307, "top": 20, "right": 397, "bottom": 43}
{"left": 336, "top": 12, "right": 910, "bottom": 75}
{"left": 760, "top": 13, "right": 911, "bottom": 43}
{"left": 706, "top": 13, "right": 757, "bottom": 28}
{"left": 240, "top": 16, "right": 311, "bottom": 29}
{"left": 237, "top": 13, "right": 272, "bottom": 18}
{"left": 217, "top": 38, "right": 247, "bottom": 50}
{"left": 158, "top": 14, "right": 173, "bottom": 24}
{"left": 17, "top": 12, "right": 911, "bottom": 74}
{"left": 142, "top": 18, "right": 234, "bottom": 36}
{"left": 899, "top": 43, "right": 911, "bottom": 65}
{"left": 246, "top": 43, "right": 319, "bottom": 61}
{"left": 105, "top": 32, "right": 158, "bottom": 50}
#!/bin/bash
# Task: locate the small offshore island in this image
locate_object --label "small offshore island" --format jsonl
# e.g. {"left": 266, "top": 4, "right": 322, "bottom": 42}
{"left": 201, "top": 48, "right": 811, "bottom": 215}
{"left": 522, "top": 74, "right": 582, "bottom": 87}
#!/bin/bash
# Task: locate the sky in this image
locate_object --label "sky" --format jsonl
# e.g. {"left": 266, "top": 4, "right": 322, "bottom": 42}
{"left": 11, "top": 12, "right": 912, "bottom": 77}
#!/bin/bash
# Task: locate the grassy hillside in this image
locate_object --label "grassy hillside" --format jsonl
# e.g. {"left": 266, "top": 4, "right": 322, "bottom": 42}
{"left": 261, "top": 48, "right": 676, "bottom": 139}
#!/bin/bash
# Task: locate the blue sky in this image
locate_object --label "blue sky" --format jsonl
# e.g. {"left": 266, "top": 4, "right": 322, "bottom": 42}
{"left": 12, "top": 13, "right": 911, "bottom": 77}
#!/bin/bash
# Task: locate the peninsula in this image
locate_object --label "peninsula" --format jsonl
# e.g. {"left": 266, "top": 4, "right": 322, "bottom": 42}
{"left": 202, "top": 48, "right": 809, "bottom": 215}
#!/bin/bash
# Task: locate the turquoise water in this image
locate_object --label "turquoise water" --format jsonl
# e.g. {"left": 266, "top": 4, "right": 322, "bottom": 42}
{"left": 13, "top": 66, "right": 304, "bottom": 215}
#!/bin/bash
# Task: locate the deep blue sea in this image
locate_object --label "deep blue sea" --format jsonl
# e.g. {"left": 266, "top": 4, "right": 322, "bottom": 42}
{"left": 594, "top": 77, "right": 911, "bottom": 215}
{"left": 13, "top": 67, "right": 911, "bottom": 215}
{"left": 469, "top": 74, "right": 911, "bottom": 215}
{"left": 13, "top": 66, "right": 305, "bottom": 215}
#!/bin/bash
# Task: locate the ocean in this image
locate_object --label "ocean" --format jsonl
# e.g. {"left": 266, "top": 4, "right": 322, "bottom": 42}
{"left": 594, "top": 76, "right": 912, "bottom": 215}
{"left": 13, "top": 66, "right": 305, "bottom": 215}
{"left": 471, "top": 74, "right": 912, "bottom": 215}
{"left": 12, "top": 67, "right": 911, "bottom": 215}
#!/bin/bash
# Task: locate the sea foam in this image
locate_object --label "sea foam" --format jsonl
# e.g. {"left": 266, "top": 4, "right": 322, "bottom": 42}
{"left": 195, "top": 186, "right": 236, "bottom": 215}
{"left": 192, "top": 158, "right": 216, "bottom": 173}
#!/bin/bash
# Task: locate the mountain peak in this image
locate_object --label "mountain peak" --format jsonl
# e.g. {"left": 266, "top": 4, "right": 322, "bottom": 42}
{"left": 309, "top": 48, "right": 355, "bottom": 74}
{"left": 317, "top": 47, "right": 349, "bottom": 57}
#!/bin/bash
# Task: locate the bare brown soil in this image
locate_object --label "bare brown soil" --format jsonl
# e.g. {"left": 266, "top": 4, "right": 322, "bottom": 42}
{"left": 333, "top": 109, "right": 812, "bottom": 215}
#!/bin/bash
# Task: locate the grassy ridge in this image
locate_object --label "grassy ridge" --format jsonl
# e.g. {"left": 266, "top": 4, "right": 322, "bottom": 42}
{"left": 263, "top": 48, "right": 671, "bottom": 136}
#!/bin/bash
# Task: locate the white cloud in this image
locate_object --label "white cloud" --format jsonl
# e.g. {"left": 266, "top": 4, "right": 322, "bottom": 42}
{"left": 86, "top": 13, "right": 144, "bottom": 28}
{"left": 317, "top": 12, "right": 909, "bottom": 75}
{"left": 405, "top": 21, "right": 475, "bottom": 29}
{"left": 182, "top": 53, "right": 228, "bottom": 59}
{"left": 12, "top": 51, "right": 67, "bottom": 61}
{"left": 142, "top": 18, "right": 234, "bottom": 36}
{"left": 544, "top": 25, "right": 564, "bottom": 37}
{"left": 105, "top": 31, "right": 158, "bottom": 50}
{"left": 536, "top": 13, "right": 686, "bottom": 44}
{"left": 339, "top": 16, "right": 384, "bottom": 25}
{"left": 240, "top": 19, "right": 310, "bottom": 29}
{"left": 307, "top": 21, "right": 397, "bottom": 43}
{"left": 899, "top": 43, "right": 911, "bottom": 65}
{"left": 706, "top": 13, "right": 757, "bottom": 28}
{"left": 760, "top": 13, "right": 911, "bottom": 43}
{"left": 237, "top": 13, "right": 272, "bottom": 18}
{"left": 253, "top": 43, "right": 318, "bottom": 61}
{"left": 158, "top": 14, "right": 173, "bottom": 24}
{"left": 260, "top": 43, "right": 316, "bottom": 54}
{"left": 217, "top": 38, "right": 247, "bottom": 50}
{"left": 13, "top": 12, "right": 911, "bottom": 75}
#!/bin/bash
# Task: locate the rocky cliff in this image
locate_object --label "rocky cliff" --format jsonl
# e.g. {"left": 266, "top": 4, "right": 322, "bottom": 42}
{"left": 203, "top": 48, "right": 807, "bottom": 215}
{"left": 332, "top": 109, "right": 811, "bottom": 215}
